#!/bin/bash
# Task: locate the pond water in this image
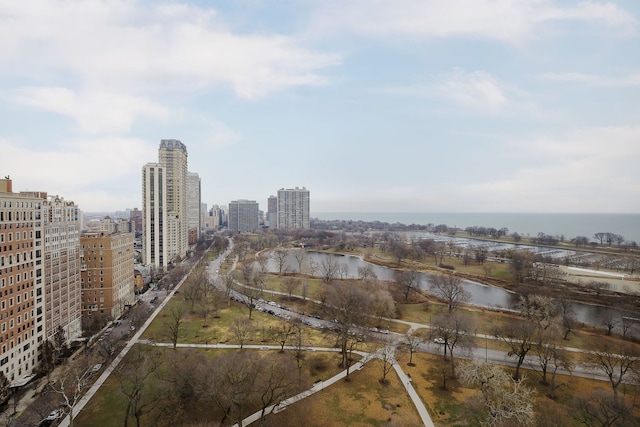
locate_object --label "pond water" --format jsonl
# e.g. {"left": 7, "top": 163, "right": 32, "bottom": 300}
{"left": 264, "top": 250, "right": 639, "bottom": 336}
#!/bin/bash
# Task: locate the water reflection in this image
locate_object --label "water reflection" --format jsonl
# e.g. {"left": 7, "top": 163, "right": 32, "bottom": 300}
{"left": 263, "top": 250, "right": 636, "bottom": 335}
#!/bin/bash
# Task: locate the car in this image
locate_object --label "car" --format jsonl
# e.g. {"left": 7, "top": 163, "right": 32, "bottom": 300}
{"left": 380, "top": 329, "right": 390, "bottom": 334}
{"left": 369, "top": 327, "right": 379, "bottom": 333}
{"left": 91, "top": 363, "right": 103, "bottom": 374}
{"left": 434, "top": 337, "right": 446, "bottom": 344}
{"left": 45, "top": 409, "right": 62, "bottom": 421}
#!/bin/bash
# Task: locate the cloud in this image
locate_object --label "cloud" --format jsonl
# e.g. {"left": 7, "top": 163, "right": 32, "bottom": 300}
{"left": 308, "top": 0, "right": 637, "bottom": 43}
{"left": 537, "top": 72, "right": 640, "bottom": 87}
{"left": 13, "top": 87, "right": 170, "bottom": 134}
{"left": 0, "top": 0, "right": 340, "bottom": 132}
{"left": 462, "top": 125, "right": 640, "bottom": 212}
{"left": 0, "top": 136, "right": 156, "bottom": 210}
{"left": 437, "top": 69, "right": 510, "bottom": 111}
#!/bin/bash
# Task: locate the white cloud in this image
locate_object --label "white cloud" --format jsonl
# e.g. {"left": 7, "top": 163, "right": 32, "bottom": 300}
{"left": 462, "top": 125, "right": 640, "bottom": 212}
{"left": 309, "top": 0, "right": 637, "bottom": 43}
{"left": 0, "top": 136, "right": 156, "bottom": 210}
{"left": 0, "top": 0, "right": 340, "bottom": 132}
{"left": 0, "top": 1, "right": 339, "bottom": 97}
{"left": 537, "top": 72, "right": 640, "bottom": 87}
{"left": 13, "top": 87, "right": 170, "bottom": 134}
{"left": 438, "top": 69, "right": 509, "bottom": 111}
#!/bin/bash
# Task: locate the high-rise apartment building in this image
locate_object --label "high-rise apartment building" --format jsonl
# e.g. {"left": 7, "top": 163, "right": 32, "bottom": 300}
{"left": 142, "top": 163, "right": 167, "bottom": 271}
{"left": 80, "top": 231, "right": 135, "bottom": 327}
{"left": 0, "top": 179, "right": 46, "bottom": 383}
{"left": 129, "top": 208, "right": 142, "bottom": 236}
{"left": 228, "top": 200, "right": 259, "bottom": 233}
{"left": 186, "top": 172, "right": 201, "bottom": 246}
{"left": 277, "top": 187, "right": 310, "bottom": 229}
{"left": 41, "top": 195, "right": 82, "bottom": 343}
{"left": 267, "top": 195, "right": 277, "bottom": 228}
{"left": 158, "top": 139, "right": 188, "bottom": 261}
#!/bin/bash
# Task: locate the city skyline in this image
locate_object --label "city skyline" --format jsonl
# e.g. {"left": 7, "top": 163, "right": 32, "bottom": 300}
{"left": 1, "top": 1, "right": 639, "bottom": 214}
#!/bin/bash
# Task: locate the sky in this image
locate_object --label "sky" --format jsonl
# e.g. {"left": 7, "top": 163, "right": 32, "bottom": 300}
{"left": 1, "top": 0, "right": 639, "bottom": 214}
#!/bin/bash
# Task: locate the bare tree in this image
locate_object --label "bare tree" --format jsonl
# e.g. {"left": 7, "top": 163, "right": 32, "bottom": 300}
{"left": 115, "top": 344, "right": 164, "bottom": 427}
{"left": 53, "top": 324, "right": 67, "bottom": 364}
{"left": 589, "top": 342, "right": 638, "bottom": 397}
{"left": 572, "top": 389, "right": 636, "bottom": 427}
{"left": 164, "top": 303, "right": 186, "bottom": 350}
{"left": 283, "top": 277, "right": 301, "bottom": 300}
{"left": 432, "top": 312, "right": 474, "bottom": 377}
{"left": 369, "top": 285, "right": 396, "bottom": 328}
{"left": 319, "top": 256, "right": 340, "bottom": 283}
{"left": 459, "top": 360, "right": 535, "bottom": 427}
{"left": 557, "top": 293, "right": 576, "bottom": 340}
{"left": 430, "top": 273, "right": 470, "bottom": 313}
{"left": 232, "top": 318, "right": 253, "bottom": 349}
{"left": 495, "top": 320, "right": 536, "bottom": 380}
{"left": 293, "top": 250, "right": 307, "bottom": 273}
{"left": 357, "top": 264, "right": 377, "bottom": 283}
{"left": 273, "top": 249, "right": 289, "bottom": 276}
{"left": 403, "top": 332, "right": 425, "bottom": 366}
{"left": 224, "top": 273, "right": 235, "bottom": 305}
{"left": 510, "top": 250, "right": 535, "bottom": 283}
{"left": 273, "top": 318, "right": 296, "bottom": 352}
{"left": 256, "top": 354, "right": 298, "bottom": 423}
{"left": 395, "top": 269, "right": 421, "bottom": 301}
{"left": 377, "top": 345, "right": 397, "bottom": 385}
{"left": 200, "top": 351, "right": 260, "bottom": 426}
{"left": 325, "top": 282, "right": 371, "bottom": 370}
{"left": 49, "top": 353, "right": 100, "bottom": 427}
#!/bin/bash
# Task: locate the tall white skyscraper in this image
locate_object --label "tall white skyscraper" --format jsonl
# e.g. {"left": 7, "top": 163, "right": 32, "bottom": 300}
{"left": 142, "top": 162, "right": 168, "bottom": 270}
{"left": 158, "top": 139, "right": 189, "bottom": 261}
{"left": 277, "top": 187, "right": 310, "bottom": 229}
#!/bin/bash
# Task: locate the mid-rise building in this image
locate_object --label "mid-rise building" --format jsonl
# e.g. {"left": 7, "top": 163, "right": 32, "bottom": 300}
{"left": 186, "top": 172, "right": 201, "bottom": 246}
{"left": 277, "top": 187, "right": 310, "bottom": 229}
{"left": 41, "top": 195, "right": 82, "bottom": 343}
{"left": 228, "top": 200, "right": 259, "bottom": 233}
{"left": 0, "top": 179, "right": 45, "bottom": 383}
{"left": 80, "top": 231, "right": 135, "bottom": 328}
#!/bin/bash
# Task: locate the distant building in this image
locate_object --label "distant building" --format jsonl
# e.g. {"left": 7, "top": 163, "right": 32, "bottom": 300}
{"left": 186, "top": 172, "right": 201, "bottom": 246}
{"left": 267, "top": 195, "right": 277, "bottom": 228}
{"left": 129, "top": 208, "right": 142, "bottom": 235}
{"left": 80, "top": 231, "right": 135, "bottom": 328}
{"left": 277, "top": 187, "right": 310, "bottom": 229}
{"left": 0, "top": 179, "right": 46, "bottom": 383}
{"left": 228, "top": 200, "right": 259, "bottom": 233}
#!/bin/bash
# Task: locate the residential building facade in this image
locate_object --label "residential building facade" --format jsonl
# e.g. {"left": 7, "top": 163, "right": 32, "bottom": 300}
{"left": 228, "top": 200, "right": 259, "bottom": 233}
{"left": 80, "top": 232, "right": 135, "bottom": 328}
{"left": 41, "top": 195, "right": 82, "bottom": 343}
{"left": 0, "top": 179, "right": 46, "bottom": 383}
{"left": 276, "top": 187, "right": 310, "bottom": 229}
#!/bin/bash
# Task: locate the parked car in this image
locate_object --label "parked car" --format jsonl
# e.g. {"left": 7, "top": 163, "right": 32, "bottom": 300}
{"left": 434, "top": 337, "right": 445, "bottom": 344}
